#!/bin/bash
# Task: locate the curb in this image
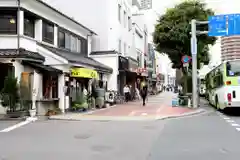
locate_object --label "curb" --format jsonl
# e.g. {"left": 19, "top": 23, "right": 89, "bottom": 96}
{"left": 155, "top": 108, "right": 207, "bottom": 120}
{"left": 49, "top": 108, "right": 208, "bottom": 121}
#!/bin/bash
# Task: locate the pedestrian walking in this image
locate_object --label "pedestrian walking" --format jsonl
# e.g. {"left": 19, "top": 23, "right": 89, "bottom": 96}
{"left": 123, "top": 84, "right": 130, "bottom": 102}
{"left": 140, "top": 78, "right": 148, "bottom": 106}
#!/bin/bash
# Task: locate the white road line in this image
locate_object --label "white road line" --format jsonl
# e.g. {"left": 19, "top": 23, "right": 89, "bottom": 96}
{"left": 236, "top": 128, "right": 240, "bottom": 131}
{"left": 226, "top": 120, "right": 235, "bottom": 123}
{"left": 0, "top": 117, "right": 37, "bottom": 133}
{"left": 231, "top": 123, "right": 240, "bottom": 127}
{"left": 223, "top": 117, "right": 230, "bottom": 120}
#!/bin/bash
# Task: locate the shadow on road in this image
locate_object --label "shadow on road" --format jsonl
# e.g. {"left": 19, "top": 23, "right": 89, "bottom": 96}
{"left": 221, "top": 108, "right": 240, "bottom": 117}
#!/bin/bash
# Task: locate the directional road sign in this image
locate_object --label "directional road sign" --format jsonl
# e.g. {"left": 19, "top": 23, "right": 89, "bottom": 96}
{"left": 208, "top": 13, "right": 240, "bottom": 37}
{"left": 208, "top": 14, "right": 228, "bottom": 36}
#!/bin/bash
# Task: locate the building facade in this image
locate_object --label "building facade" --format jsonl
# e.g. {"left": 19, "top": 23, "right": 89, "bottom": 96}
{"left": 221, "top": 36, "right": 240, "bottom": 61}
{"left": 0, "top": 0, "right": 112, "bottom": 115}
{"left": 46, "top": 0, "right": 148, "bottom": 94}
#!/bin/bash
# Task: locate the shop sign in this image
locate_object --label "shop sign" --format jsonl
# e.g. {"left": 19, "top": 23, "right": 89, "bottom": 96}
{"left": 70, "top": 68, "right": 99, "bottom": 79}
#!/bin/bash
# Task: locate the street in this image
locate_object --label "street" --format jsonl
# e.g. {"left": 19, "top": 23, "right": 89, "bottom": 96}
{"left": 0, "top": 92, "right": 240, "bottom": 159}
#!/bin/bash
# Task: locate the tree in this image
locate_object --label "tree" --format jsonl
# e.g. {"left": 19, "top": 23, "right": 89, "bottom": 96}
{"left": 153, "top": 0, "right": 217, "bottom": 71}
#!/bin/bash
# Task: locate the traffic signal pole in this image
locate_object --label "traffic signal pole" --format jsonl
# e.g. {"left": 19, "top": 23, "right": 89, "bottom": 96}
{"left": 190, "top": 19, "right": 208, "bottom": 108}
{"left": 191, "top": 20, "right": 198, "bottom": 108}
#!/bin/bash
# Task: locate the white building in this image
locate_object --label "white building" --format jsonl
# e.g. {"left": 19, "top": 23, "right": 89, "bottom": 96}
{"left": 0, "top": 0, "right": 112, "bottom": 115}
{"left": 46, "top": 0, "right": 148, "bottom": 93}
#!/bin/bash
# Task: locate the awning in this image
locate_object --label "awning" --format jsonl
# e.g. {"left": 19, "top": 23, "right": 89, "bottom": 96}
{"left": 22, "top": 61, "right": 62, "bottom": 74}
{"left": 0, "top": 48, "right": 45, "bottom": 62}
{"left": 38, "top": 43, "right": 113, "bottom": 74}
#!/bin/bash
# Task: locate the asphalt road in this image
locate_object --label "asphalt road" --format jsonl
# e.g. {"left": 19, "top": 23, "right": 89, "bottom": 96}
{"left": 0, "top": 120, "right": 20, "bottom": 131}
{"left": 0, "top": 99, "right": 240, "bottom": 159}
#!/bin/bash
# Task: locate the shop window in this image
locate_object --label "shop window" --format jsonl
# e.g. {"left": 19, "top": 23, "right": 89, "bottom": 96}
{"left": 0, "top": 10, "right": 17, "bottom": 34}
{"left": 42, "top": 21, "right": 54, "bottom": 44}
{"left": 42, "top": 74, "right": 58, "bottom": 99}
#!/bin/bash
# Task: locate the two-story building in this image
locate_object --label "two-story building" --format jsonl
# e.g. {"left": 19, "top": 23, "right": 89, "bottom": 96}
{"left": 0, "top": 0, "right": 112, "bottom": 115}
{"left": 45, "top": 0, "right": 147, "bottom": 95}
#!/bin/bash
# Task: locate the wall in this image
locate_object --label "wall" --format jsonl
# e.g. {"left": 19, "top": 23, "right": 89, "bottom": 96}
{"left": 45, "top": 0, "right": 133, "bottom": 53}
{"left": 92, "top": 55, "right": 118, "bottom": 91}
{"left": 44, "top": 0, "right": 109, "bottom": 51}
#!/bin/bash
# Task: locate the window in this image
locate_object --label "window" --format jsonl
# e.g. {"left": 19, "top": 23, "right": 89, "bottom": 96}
{"left": 128, "top": 16, "right": 131, "bottom": 31}
{"left": 42, "top": 74, "right": 58, "bottom": 99}
{"left": 77, "top": 39, "right": 81, "bottom": 52}
{"left": 24, "top": 17, "right": 35, "bottom": 38}
{"left": 0, "top": 10, "right": 17, "bottom": 34}
{"left": 123, "top": 11, "right": 126, "bottom": 27}
{"left": 70, "top": 35, "right": 77, "bottom": 52}
{"left": 58, "top": 28, "right": 83, "bottom": 53}
{"left": 226, "top": 61, "right": 240, "bottom": 76}
{"left": 118, "top": 39, "right": 121, "bottom": 53}
{"left": 58, "top": 30, "right": 65, "bottom": 48}
{"left": 65, "top": 33, "right": 71, "bottom": 50}
{"left": 42, "top": 21, "right": 54, "bottom": 44}
{"left": 118, "top": 4, "right": 121, "bottom": 23}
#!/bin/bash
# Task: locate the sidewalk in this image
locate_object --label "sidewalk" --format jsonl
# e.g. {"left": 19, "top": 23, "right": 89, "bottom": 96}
{"left": 50, "top": 92, "right": 206, "bottom": 121}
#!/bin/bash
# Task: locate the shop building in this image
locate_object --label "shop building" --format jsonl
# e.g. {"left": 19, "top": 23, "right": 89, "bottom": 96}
{"left": 45, "top": 0, "right": 148, "bottom": 95}
{"left": 0, "top": 0, "right": 112, "bottom": 115}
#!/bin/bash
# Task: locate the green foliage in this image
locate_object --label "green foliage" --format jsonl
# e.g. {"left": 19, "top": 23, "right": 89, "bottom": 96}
{"left": 1, "top": 74, "right": 18, "bottom": 109}
{"left": 153, "top": 0, "right": 217, "bottom": 69}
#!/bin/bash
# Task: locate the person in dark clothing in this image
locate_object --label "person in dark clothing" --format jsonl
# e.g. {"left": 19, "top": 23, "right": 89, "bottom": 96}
{"left": 140, "top": 79, "right": 148, "bottom": 106}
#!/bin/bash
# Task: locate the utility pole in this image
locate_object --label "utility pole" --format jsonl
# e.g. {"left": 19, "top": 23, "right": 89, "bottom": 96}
{"left": 190, "top": 19, "right": 208, "bottom": 108}
{"left": 191, "top": 19, "right": 198, "bottom": 108}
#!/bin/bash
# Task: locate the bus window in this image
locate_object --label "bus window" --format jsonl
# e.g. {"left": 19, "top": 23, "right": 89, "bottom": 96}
{"left": 226, "top": 61, "right": 240, "bottom": 76}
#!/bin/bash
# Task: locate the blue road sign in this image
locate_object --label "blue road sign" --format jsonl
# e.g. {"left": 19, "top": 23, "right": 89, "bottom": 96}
{"left": 181, "top": 55, "right": 191, "bottom": 64}
{"left": 208, "top": 14, "right": 228, "bottom": 36}
{"left": 208, "top": 13, "right": 240, "bottom": 37}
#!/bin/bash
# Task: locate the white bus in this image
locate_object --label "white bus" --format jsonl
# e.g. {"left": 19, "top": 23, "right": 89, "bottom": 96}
{"left": 205, "top": 60, "right": 240, "bottom": 110}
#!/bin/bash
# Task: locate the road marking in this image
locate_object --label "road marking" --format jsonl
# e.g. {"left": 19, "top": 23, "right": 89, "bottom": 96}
{"left": 223, "top": 117, "right": 230, "bottom": 120}
{"left": 231, "top": 123, "right": 240, "bottom": 127}
{"left": 226, "top": 120, "right": 235, "bottom": 123}
{"left": 0, "top": 117, "right": 37, "bottom": 133}
{"left": 141, "top": 113, "right": 148, "bottom": 116}
{"left": 236, "top": 128, "right": 240, "bottom": 131}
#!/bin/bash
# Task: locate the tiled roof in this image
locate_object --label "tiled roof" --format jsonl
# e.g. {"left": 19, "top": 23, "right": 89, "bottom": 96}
{"left": 0, "top": 48, "right": 45, "bottom": 61}
{"left": 39, "top": 43, "right": 113, "bottom": 73}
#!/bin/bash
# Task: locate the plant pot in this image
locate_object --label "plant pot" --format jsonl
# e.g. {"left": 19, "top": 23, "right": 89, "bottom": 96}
{"left": 29, "top": 109, "right": 36, "bottom": 117}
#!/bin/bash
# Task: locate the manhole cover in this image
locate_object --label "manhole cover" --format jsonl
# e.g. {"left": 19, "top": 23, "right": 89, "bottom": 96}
{"left": 74, "top": 134, "right": 91, "bottom": 139}
{"left": 91, "top": 145, "right": 113, "bottom": 152}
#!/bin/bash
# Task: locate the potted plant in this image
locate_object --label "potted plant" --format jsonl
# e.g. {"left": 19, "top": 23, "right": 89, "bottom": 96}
{"left": 1, "top": 74, "right": 19, "bottom": 116}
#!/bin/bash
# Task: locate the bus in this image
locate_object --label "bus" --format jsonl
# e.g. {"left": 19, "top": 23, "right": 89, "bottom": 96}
{"left": 199, "top": 76, "right": 206, "bottom": 97}
{"left": 205, "top": 60, "right": 240, "bottom": 110}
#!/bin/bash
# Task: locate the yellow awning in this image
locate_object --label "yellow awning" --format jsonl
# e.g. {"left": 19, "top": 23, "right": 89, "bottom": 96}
{"left": 70, "top": 68, "right": 99, "bottom": 79}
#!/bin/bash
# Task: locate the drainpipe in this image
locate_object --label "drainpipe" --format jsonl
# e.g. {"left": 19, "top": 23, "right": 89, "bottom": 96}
{"left": 17, "top": 0, "right": 20, "bottom": 53}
